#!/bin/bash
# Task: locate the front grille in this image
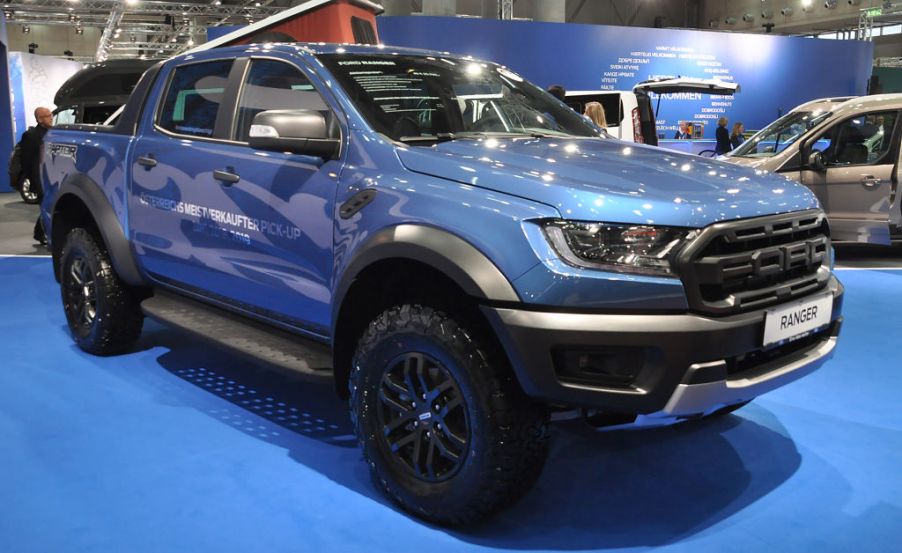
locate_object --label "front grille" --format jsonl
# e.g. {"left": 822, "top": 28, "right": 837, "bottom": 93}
{"left": 677, "top": 210, "right": 831, "bottom": 316}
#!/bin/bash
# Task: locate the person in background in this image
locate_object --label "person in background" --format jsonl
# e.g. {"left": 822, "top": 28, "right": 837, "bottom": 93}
{"left": 584, "top": 101, "right": 607, "bottom": 129}
{"left": 715, "top": 116, "right": 731, "bottom": 154}
{"left": 673, "top": 121, "right": 692, "bottom": 139}
{"left": 730, "top": 122, "right": 745, "bottom": 150}
{"left": 547, "top": 85, "right": 566, "bottom": 102}
{"left": 20, "top": 107, "right": 52, "bottom": 244}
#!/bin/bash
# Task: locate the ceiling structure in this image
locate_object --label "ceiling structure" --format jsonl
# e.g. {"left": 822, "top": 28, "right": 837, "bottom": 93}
{"left": 3, "top": 0, "right": 901, "bottom": 63}
{"left": 2, "top": 0, "right": 288, "bottom": 60}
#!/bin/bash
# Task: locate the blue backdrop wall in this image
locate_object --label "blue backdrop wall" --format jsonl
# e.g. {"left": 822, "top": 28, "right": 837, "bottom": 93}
{"left": 377, "top": 16, "right": 874, "bottom": 138}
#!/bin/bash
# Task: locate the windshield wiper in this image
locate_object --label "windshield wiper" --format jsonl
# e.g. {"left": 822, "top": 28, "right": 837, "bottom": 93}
{"left": 398, "top": 131, "right": 578, "bottom": 144}
{"left": 398, "top": 133, "right": 461, "bottom": 143}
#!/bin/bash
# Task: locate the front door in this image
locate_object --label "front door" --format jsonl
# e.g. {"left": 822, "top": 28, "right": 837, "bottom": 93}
{"left": 800, "top": 110, "right": 898, "bottom": 244}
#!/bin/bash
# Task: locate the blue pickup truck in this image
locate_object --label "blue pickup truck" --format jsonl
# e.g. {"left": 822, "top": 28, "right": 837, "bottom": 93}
{"left": 41, "top": 43, "right": 843, "bottom": 526}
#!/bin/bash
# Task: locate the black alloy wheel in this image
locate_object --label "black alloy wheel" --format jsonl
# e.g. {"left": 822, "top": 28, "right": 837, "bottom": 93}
{"left": 63, "top": 255, "right": 98, "bottom": 332}
{"left": 350, "top": 304, "right": 550, "bottom": 526}
{"left": 377, "top": 352, "right": 470, "bottom": 482}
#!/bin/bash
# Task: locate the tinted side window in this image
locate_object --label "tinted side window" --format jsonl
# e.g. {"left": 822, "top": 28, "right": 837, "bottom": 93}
{"left": 83, "top": 105, "right": 118, "bottom": 125}
{"left": 819, "top": 111, "right": 898, "bottom": 167}
{"left": 157, "top": 60, "right": 232, "bottom": 138}
{"left": 234, "top": 60, "right": 331, "bottom": 142}
{"left": 351, "top": 17, "right": 377, "bottom": 45}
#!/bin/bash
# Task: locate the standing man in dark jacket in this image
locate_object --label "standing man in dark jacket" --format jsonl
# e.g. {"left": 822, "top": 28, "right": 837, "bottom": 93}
{"left": 20, "top": 107, "right": 53, "bottom": 243}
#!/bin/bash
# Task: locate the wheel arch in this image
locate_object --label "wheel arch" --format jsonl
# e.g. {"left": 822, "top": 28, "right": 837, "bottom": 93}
{"left": 50, "top": 174, "right": 145, "bottom": 287}
{"left": 331, "top": 224, "right": 521, "bottom": 398}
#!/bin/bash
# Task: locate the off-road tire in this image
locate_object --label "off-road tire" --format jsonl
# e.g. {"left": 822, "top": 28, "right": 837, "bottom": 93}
{"left": 60, "top": 228, "right": 144, "bottom": 355}
{"left": 349, "top": 304, "right": 550, "bottom": 526}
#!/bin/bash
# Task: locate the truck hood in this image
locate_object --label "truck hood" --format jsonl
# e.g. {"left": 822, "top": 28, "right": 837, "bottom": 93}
{"left": 396, "top": 137, "right": 818, "bottom": 228}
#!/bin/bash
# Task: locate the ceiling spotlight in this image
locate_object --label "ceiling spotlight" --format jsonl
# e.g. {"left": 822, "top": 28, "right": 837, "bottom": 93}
{"left": 724, "top": 16, "right": 737, "bottom": 25}
{"left": 75, "top": 27, "right": 84, "bottom": 34}
{"left": 824, "top": 0, "right": 838, "bottom": 8}
{"left": 170, "top": 37, "right": 177, "bottom": 42}
{"left": 130, "top": 34, "right": 136, "bottom": 42}
{"left": 802, "top": 0, "right": 813, "bottom": 10}
{"left": 781, "top": 7, "right": 794, "bottom": 16}
{"left": 847, "top": 0, "right": 860, "bottom": 5}
{"left": 3, "top": 10, "right": 13, "bottom": 21}
{"left": 213, "top": 0, "right": 221, "bottom": 5}
{"left": 125, "top": 0, "right": 139, "bottom": 5}
{"left": 742, "top": 13, "right": 755, "bottom": 22}
{"left": 761, "top": 9, "right": 774, "bottom": 19}
{"left": 22, "top": 25, "right": 30, "bottom": 33}
{"left": 187, "top": 38, "right": 194, "bottom": 46}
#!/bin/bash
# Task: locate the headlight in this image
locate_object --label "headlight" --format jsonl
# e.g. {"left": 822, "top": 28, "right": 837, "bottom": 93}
{"left": 542, "top": 221, "right": 697, "bottom": 276}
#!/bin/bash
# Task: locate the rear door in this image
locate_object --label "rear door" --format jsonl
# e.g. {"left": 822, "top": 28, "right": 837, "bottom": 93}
{"left": 800, "top": 110, "right": 898, "bottom": 244}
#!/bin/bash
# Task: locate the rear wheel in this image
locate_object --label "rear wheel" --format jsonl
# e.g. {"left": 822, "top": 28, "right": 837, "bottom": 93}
{"left": 350, "top": 304, "right": 549, "bottom": 526}
{"left": 60, "top": 228, "right": 144, "bottom": 355}
{"left": 19, "top": 177, "right": 39, "bottom": 204}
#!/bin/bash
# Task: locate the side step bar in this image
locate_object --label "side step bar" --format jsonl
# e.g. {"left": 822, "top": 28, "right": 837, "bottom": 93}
{"left": 141, "top": 290, "right": 333, "bottom": 383}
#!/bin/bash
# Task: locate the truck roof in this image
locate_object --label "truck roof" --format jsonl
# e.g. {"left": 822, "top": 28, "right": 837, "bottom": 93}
{"left": 176, "top": 41, "right": 475, "bottom": 63}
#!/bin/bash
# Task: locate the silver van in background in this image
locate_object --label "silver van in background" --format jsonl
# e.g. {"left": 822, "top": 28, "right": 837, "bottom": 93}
{"left": 725, "top": 95, "right": 901, "bottom": 244}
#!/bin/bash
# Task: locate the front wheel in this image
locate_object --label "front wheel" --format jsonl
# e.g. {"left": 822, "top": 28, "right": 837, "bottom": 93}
{"left": 60, "top": 228, "right": 144, "bottom": 355}
{"left": 350, "top": 305, "right": 550, "bottom": 526}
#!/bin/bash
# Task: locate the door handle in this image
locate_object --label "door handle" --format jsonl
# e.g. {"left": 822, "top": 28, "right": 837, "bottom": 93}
{"left": 860, "top": 175, "right": 881, "bottom": 188}
{"left": 136, "top": 155, "right": 157, "bottom": 168}
{"left": 213, "top": 169, "right": 240, "bottom": 185}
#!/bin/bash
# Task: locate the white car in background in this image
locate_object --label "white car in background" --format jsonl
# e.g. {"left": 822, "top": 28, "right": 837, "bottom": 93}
{"left": 565, "top": 77, "right": 739, "bottom": 145}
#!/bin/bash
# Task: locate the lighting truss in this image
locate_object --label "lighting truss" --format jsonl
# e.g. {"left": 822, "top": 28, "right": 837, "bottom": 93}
{"left": 2, "top": 0, "right": 285, "bottom": 60}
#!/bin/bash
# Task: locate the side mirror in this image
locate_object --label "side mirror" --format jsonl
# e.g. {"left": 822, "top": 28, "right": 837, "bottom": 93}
{"left": 248, "top": 109, "right": 339, "bottom": 159}
{"left": 808, "top": 150, "right": 826, "bottom": 172}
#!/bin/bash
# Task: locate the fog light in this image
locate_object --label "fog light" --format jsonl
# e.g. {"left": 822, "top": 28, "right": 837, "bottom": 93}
{"left": 552, "top": 347, "right": 645, "bottom": 388}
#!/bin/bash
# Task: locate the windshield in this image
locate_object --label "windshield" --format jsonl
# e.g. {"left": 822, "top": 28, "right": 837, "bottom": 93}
{"left": 731, "top": 110, "right": 832, "bottom": 158}
{"left": 318, "top": 53, "right": 601, "bottom": 142}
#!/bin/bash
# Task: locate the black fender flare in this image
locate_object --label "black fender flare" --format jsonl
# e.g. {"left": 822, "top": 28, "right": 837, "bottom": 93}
{"left": 51, "top": 173, "right": 146, "bottom": 287}
{"left": 332, "top": 224, "right": 521, "bottom": 329}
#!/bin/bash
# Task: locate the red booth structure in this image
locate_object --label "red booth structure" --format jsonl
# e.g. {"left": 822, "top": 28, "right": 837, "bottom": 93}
{"left": 197, "top": 0, "right": 383, "bottom": 52}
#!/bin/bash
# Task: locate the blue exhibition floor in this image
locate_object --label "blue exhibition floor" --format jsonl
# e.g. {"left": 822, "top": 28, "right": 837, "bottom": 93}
{"left": 0, "top": 256, "right": 900, "bottom": 553}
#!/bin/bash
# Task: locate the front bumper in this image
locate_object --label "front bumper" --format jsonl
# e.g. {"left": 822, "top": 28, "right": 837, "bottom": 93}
{"left": 482, "top": 276, "right": 843, "bottom": 416}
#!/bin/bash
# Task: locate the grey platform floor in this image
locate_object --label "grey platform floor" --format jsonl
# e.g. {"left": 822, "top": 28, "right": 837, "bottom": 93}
{"left": 0, "top": 192, "right": 48, "bottom": 256}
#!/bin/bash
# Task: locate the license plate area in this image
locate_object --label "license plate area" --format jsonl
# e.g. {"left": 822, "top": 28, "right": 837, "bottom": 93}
{"left": 763, "top": 293, "right": 833, "bottom": 347}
